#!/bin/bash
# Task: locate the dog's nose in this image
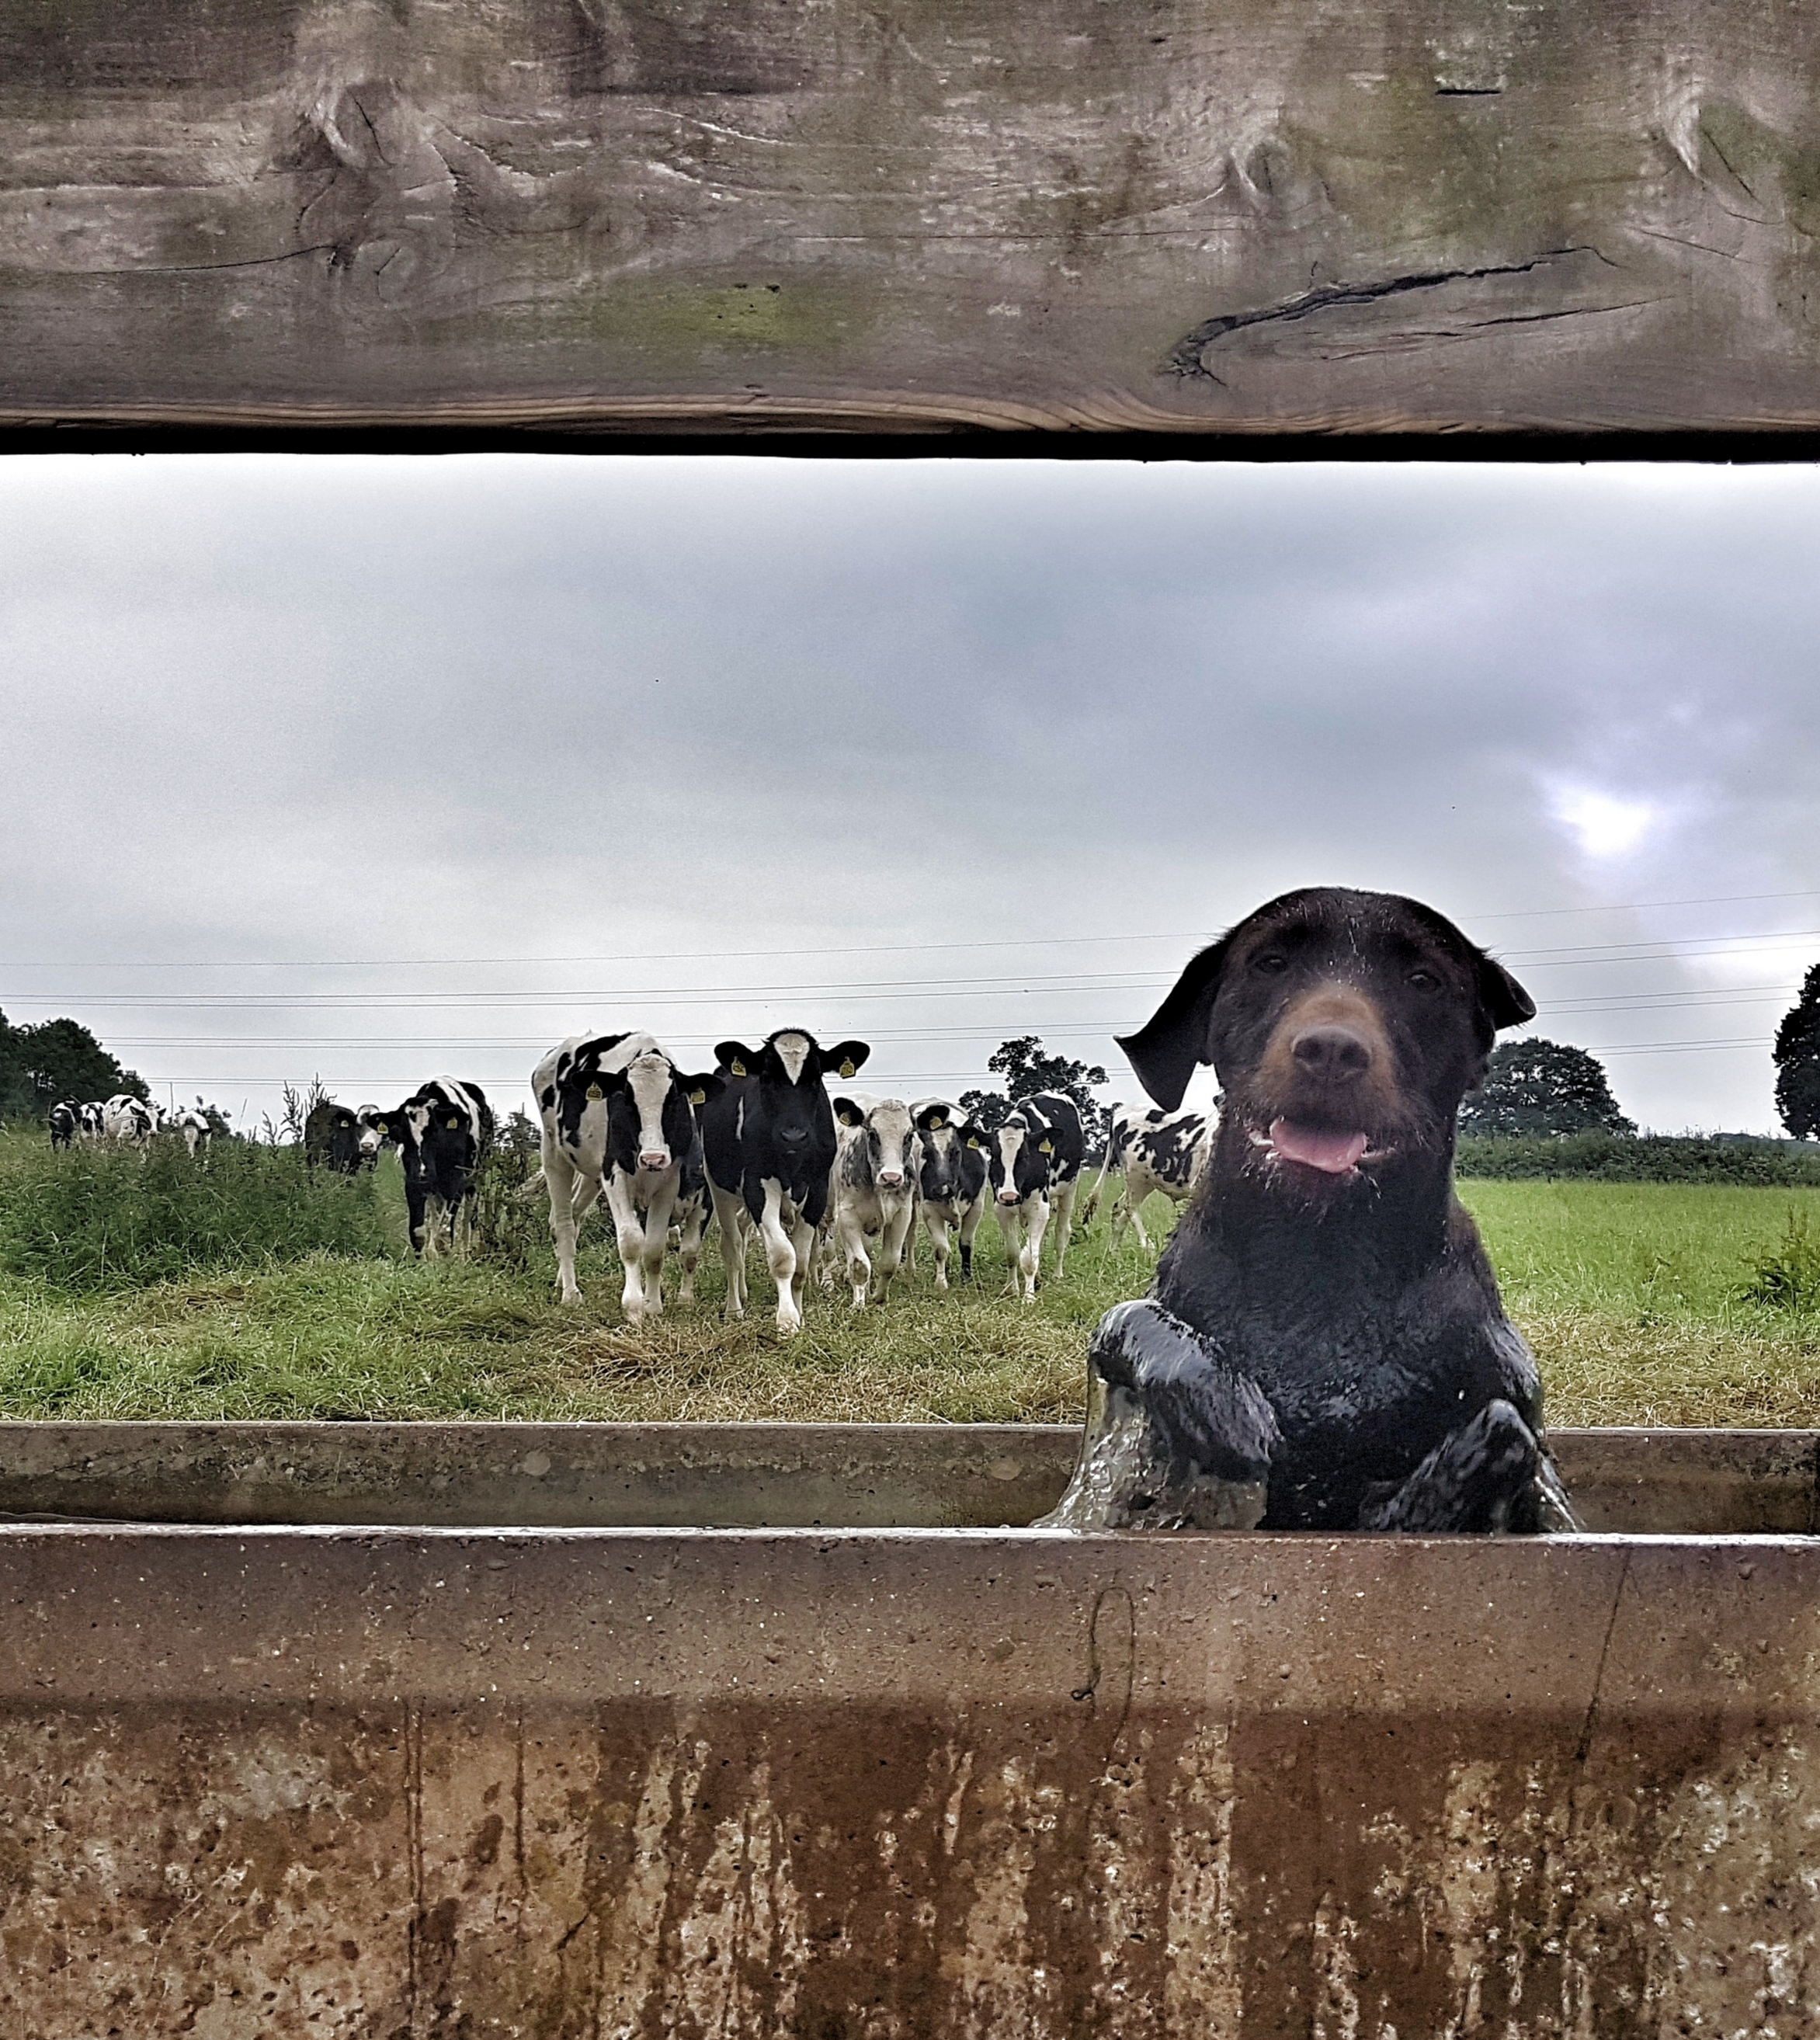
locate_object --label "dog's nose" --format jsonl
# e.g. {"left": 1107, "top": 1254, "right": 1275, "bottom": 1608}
{"left": 1290, "top": 1024, "right": 1372, "bottom": 1079}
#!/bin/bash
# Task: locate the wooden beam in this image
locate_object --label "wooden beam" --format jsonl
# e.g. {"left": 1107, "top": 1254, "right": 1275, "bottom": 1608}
{"left": 3, "top": 0, "right": 1818, "bottom": 436}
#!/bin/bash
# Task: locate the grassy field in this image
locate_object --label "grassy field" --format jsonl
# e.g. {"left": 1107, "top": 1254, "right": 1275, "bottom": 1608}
{"left": 1, "top": 1124, "right": 1818, "bottom": 1427}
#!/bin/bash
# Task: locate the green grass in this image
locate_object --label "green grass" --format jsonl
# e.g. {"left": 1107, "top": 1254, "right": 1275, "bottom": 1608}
{"left": 1, "top": 1124, "right": 1818, "bottom": 1427}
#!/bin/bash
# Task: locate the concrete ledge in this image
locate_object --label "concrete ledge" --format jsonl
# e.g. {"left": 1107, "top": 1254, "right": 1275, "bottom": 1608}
{"left": 0, "top": 1420, "right": 1814, "bottom": 1531}
{"left": 1, "top": 1523, "right": 1815, "bottom": 2036}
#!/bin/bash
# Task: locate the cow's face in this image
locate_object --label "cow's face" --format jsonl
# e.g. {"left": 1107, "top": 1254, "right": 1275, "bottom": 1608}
{"left": 717, "top": 1033, "right": 870, "bottom": 1156}
{"left": 833, "top": 1096, "right": 917, "bottom": 1189}
{"left": 989, "top": 1110, "right": 1054, "bottom": 1207}
{"left": 604, "top": 1054, "right": 724, "bottom": 1173}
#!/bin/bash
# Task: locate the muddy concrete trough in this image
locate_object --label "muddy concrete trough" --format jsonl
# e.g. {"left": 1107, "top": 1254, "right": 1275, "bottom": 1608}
{"left": 2, "top": 1424, "right": 1817, "bottom": 2038}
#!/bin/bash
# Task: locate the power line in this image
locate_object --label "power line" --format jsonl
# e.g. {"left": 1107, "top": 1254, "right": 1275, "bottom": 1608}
{"left": 8, "top": 886, "right": 1819, "bottom": 974}
{"left": 12, "top": 926, "right": 1820, "bottom": 1015}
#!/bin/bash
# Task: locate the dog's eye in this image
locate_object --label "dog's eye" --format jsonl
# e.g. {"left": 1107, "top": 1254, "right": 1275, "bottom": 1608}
{"left": 1408, "top": 968, "right": 1440, "bottom": 990}
{"left": 1253, "top": 953, "right": 1289, "bottom": 975}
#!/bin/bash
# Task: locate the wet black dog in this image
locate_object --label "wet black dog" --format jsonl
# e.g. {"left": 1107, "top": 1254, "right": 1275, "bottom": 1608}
{"left": 1046, "top": 888, "right": 1575, "bottom": 1534}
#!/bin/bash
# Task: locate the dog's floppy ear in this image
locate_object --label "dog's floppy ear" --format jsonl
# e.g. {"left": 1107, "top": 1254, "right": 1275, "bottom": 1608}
{"left": 1479, "top": 956, "right": 1536, "bottom": 1030}
{"left": 1115, "top": 933, "right": 1235, "bottom": 1112}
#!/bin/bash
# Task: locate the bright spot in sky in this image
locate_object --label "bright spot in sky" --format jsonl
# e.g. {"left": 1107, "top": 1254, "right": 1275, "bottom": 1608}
{"left": 1549, "top": 787, "right": 1659, "bottom": 860}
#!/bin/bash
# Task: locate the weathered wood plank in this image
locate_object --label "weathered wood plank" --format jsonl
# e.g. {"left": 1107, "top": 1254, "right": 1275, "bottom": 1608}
{"left": 2, "top": 0, "right": 1818, "bottom": 433}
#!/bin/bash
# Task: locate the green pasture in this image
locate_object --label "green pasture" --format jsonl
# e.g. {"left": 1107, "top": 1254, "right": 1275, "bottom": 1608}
{"left": 0, "top": 1124, "right": 1816, "bottom": 1427}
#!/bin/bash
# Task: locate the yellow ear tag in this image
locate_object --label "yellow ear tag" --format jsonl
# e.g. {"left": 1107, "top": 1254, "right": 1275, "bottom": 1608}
{"left": 967, "top": 1136, "right": 981, "bottom": 1149}
{"left": 446, "top": 1117, "right": 460, "bottom": 1130}
{"left": 1039, "top": 1139, "right": 1053, "bottom": 1153}
{"left": 839, "top": 1059, "right": 856, "bottom": 1079}
{"left": 585, "top": 1083, "right": 603, "bottom": 1101}
{"left": 930, "top": 1112, "right": 946, "bottom": 1128}
{"left": 731, "top": 1059, "right": 746, "bottom": 1077}
{"left": 689, "top": 1088, "right": 707, "bottom": 1106}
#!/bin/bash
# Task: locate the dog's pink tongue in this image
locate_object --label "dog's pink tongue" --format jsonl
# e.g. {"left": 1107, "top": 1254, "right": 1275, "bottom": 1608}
{"left": 1269, "top": 1119, "right": 1369, "bottom": 1173}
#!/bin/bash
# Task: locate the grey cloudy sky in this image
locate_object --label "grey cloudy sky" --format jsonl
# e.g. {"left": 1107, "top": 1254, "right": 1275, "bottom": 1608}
{"left": 3, "top": 454, "right": 1818, "bottom": 1134}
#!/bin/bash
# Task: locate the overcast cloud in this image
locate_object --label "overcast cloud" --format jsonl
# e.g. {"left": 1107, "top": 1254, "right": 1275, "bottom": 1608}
{"left": 3, "top": 455, "right": 1818, "bottom": 1134}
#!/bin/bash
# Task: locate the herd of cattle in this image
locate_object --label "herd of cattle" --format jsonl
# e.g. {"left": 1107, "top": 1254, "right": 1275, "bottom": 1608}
{"left": 47, "top": 1031, "right": 1216, "bottom": 1333}
{"left": 47, "top": 1093, "right": 224, "bottom": 1158}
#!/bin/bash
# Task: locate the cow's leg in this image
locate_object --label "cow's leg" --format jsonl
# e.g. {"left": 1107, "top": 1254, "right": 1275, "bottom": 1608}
{"left": 958, "top": 1196, "right": 985, "bottom": 1282}
{"left": 874, "top": 1196, "right": 914, "bottom": 1303}
{"left": 637, "top": 1176, "right": 679, "bottom": 1319}
{"left": 675, "top": 1201, "right": 706, "bottom": 1304}
{"left": 1019, "top": 1194, "right": 1050, "bottom": 1301}
{"left": 710, "top": 1181, "right": 748, "bottom": 1319}
{"left": 422, "top": 1191, "right": 451, "bottom": 1260}
{"left": 543, "top": 1146, "right": 596, "bottom": 1304}
{"left": 923, "top": 1206, "right": 953, "bottom": 1292}
{"left": 756, "top": 1179, "right": 803, "bottom": 1336}
{"left": 1048, "top": 1178, "right": 1079, "bottom": 1279}
{"left": 404, "top": 1172, "right": 429, "bottom": 1256}
{"left": 604, "top": 1173, "right": 655, "bottom": 1325}
{"left": 789, "top": 1208, "right": 817, "bottom": 1326}
{"left": 1356, "top": 1399, "right": 1579, "bottom": 1534}
{"left": 994, "top": 1203, "right": 1023, "bottom": 1297}
{"left": 836, "top": 1207, "right": 873, "bottom": 1308}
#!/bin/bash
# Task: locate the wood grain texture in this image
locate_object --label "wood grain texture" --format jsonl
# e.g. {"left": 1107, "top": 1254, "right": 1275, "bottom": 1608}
{"left": 2, "top": 0, "right": 1818, "bottom": 434}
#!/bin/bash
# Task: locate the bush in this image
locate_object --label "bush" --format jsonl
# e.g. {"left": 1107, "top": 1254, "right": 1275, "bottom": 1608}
{"left": 1740, "top": 1210, "right": 1820, "bottom": 1312}
{"left": 1457, "top": 1131, "right": 1820, "bottom": 1186}
{"left": 0, "top": 1130, "right": 394, "bottom": 1291}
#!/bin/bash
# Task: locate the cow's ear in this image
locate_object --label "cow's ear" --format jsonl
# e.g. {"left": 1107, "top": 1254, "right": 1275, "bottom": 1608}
{"left": 832, "top": 1096, "right": 863, "bottom": 1128}
{"left": 716, "top": 1040, "right": 755, "bottom": 1079}
{"left": 915, "top": 1103, "right": 949, "bottom": 1131}
{"left": 1479, "top": 954, "right": 1536, "bottom": 1030}
{"left": 828, "top": 1041, "right": 870, "bottom": 1081}
{"left": 682, "top": 1072, "right": 725, "bottom": 1109}
{"left": 1114, "top": 932, "right": 1235, "bottom": 1112}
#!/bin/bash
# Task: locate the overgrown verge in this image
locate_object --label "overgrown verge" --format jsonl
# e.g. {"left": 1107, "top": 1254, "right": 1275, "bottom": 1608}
{"left": 0, "top": 1129, "right": 392, "bottom": 1291}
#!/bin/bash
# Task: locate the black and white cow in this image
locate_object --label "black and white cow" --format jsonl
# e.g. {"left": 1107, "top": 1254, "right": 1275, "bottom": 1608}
{"left": 985, "top": 1093, "right": 1086, "bottom": 1301}
{"left": 826, "top": 1096, "right": 921, "bottom": 1308}
{"left": 354, "top": 1106, "right": 394, "bottom": 1167}
{"left": 165, "top": 1098, "right": 216, "bottom": 1159}
{"left": 1089, "top": 1100, "right": 1212, "bottom": 1249}
{"left": 908, "top": 1099, "right": 989, "bottom": 1290}
{"left": 370, "top": 1078, "right": 495, "bottom": 1256}
{"left": 304, "top": 1100, "right": 366, "bottom": 1175}
{"left": 532, "top": 1031, "right": 722, "bottom": 1319}
{"left": 77, "top": 1101, "right": 108, "bottom": 1143}
{"left": 101, "top": 1093, "right": 158, "bottom": 1151}
{"left": 699, "top": 1030, "right": 870, "bottom": 1335}
{"left": 47, "top": 1101, "right": 79, "bottom": 1150}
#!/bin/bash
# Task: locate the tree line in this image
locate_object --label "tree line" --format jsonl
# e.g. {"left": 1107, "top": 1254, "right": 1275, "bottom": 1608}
{"left": 0, "top": 1010, "right": 147, "bottom": 1121}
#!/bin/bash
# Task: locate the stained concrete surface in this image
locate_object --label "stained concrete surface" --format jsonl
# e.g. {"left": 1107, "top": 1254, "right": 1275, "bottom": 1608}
{"left": 2, "top": 1524, "right": 1818, "bottom": 2036}
{"left": 2, "top": 1429, "right": 1815, "bottom": 2034}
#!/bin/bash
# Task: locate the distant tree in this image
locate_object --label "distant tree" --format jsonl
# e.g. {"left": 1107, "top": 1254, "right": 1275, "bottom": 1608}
{"left": 1774, "top": 962, "right": 1820, "bottom": 1138}
{"left": 0, "top": 1010, "right": 149, "bottom": 1121}
{"left": 1459, "top": 1039, "right": 1635, "bottom": 1139}
{"left": 961, "top": 1034, "right": 1110, "bottom": 1145}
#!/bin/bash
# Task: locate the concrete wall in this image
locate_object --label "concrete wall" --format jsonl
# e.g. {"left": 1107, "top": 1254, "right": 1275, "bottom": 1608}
{"left": 3, "top": 0, "right": 1820, "bottom": 434}
{"left": 3, "top": 1521, "right": 1818, "bottom": 2036}
{"left": 2, "top": 1420, "right": 1815, "bottom": 1531}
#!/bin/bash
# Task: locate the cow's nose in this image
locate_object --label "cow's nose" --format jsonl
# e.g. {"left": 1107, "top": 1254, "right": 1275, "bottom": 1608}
{"left": 1290, "top": 1024, "right": 1372, "bottom": 1079}
{"left": 997, "top": 1187, "right": 1019, "bottom": 1205}
{"left": 779, "top": 1126, "right": 808, "bottom": 1147}
{"left": 640, "top": 1149, "right": 669, "bottom": 1170}
{"left": 878, "top": 1168, "right": 903, "bottom": 1187}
